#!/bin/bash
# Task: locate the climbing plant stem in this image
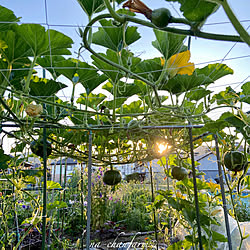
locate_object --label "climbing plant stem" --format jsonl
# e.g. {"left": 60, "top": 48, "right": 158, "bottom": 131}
{"left": 103, "top": 0, "right": 243, "bottom": 43}
{"left": 24, "top": 57, "right": 37, "bottom": 94}
{"left": 221, "top": 0, "right": 250, "bottom": 46}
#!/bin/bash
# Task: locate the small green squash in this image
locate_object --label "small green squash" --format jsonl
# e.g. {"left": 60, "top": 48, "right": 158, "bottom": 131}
{"left": 224, "top": 151, "right": 245, "bottom": 172}
{"left": 30, "top": 139, "right": 52, "bottom": 158}
{"left": 151, "top": 8, "right": 172, "bottom": 28}
{"left": 103, "top": 169, "right": 122, "bottom": 186}
{"left": 171, "top": 166, "right": 188, "bottom": 181}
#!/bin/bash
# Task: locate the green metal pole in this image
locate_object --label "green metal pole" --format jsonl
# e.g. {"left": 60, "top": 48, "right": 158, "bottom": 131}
{"left": 59, "top": 157, "right": 62, "bottom": 186}
{"left": 86, "top": 131, "right": 93, "bottom": 250}
{"left": 149, "top": 162, "right": 159, "bottom": 250}
{"left": 214, "top": 134, "right": 232, "bottom": 250}
{"left": 61, "top": 158, "right": 67, "bottom": 236}
{"left": 81, "top": 162, "right": 84, "bottom": 250}
{"left": 188, "top": 127, "right": 203, "bottom": 250}
{"left": 41, "top": 121, "right": 48, "bottom": 250}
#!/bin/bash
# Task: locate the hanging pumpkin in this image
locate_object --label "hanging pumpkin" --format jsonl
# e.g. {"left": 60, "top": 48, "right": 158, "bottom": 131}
{"left": 103, "top": 167, "right": 122, "bottom": 186}
{"left": 223, "top": 151, "right": 246, "bottom": 172}
{"left": 30, "top": 139, "right": 52, "bottom": 158}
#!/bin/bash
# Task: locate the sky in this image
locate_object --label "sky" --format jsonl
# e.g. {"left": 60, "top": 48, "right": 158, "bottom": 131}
{"left": 1, "top": 0, "right": 249, "bottom": 152}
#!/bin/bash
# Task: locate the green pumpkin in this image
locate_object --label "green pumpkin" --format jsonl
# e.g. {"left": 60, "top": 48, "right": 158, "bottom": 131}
{"left": 103, "top": 169, "right": 122, "bottom": 186}
{"left": 171, "top": 166, "right": 188, "bottom": 181}
{"left": 151, "top": 8, "right": 172, "bottom": 28}
{"left": 30, "top": 139, "right": 52, "bottom": 158}
{"left": 224, "top": 151, "right": 245, "bottom": 172}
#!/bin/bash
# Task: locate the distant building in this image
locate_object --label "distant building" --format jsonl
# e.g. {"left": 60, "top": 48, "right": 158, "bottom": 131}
{"left": 49, "top": 158, "right": 83, "bottom": 184}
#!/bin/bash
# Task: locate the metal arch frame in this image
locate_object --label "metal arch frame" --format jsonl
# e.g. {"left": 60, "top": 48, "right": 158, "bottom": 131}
{"left": 0, "top": 122, "right": 232, "bottom": 250}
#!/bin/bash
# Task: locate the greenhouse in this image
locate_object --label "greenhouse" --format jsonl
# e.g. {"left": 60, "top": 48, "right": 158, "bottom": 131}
{"left": 0, "top": 0, "right": 249, "bottom": 249}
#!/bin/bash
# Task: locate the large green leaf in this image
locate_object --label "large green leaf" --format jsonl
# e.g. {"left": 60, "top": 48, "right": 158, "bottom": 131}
{"left": 118, "top": 100, "right": 143, "bottom": 114}
{"left": 28, "top": 76, "right": 67, "bottom": 97}
{"left": 36, "top": 55, "right": 65, "bottom": 79}
{"left": 212, "top": 87, "right": 239, "bottom": 105}
{"left": 77, "top": 65, "right": 107, "bottom": 94}
{"left": 91, "top": 49, "right": 141, "bottom": 82}
{"left": 186, "top": 87, "right": 212, "bottom": 101}
{"left": 0, "top": 148, "right": 12, "bottom": 170}
{"left": 134, "top": 80, "right": 148, "bottom": 97}
{"left": 0, "top": 29, "right": 32, "bottom": 64}
{"left": 102, "top": 80, "right": 141, "bottom": 98}
{"left": 77, "top": 93, "right": 107, "bottom": 109}
{"left": 38, "top": 57, "right": 107, "bottom": 93}
{"left": 92, "top": 19, "right": 140, "bottom": 51}
{"left": 14, "top": 24, "right": 73, "bottom": 57}
{"left": 160, "top": 73, "right": 213, "bottom": 94}
{"left": 196, "top": 63, "right": 234, "bottom": 82}
{"left": 152, "top": 29, "right": 187, "bottom": 59}
{"left": 47, "top": 200, "right": 67, "bottom": 211}
{"left": 165, "top": 0, "right": 219, "bottom": 23}
{"left": 102, "top": 98, "right": 127, "bottom": 109}
{"left": 46, "top": 180, "right": 62, "bottom": 189}
{"left": 0, "top": 5, "right": 20, "bottom": 31}
{"left": 224, "top": 114, "right": 250, "bottom": 143}
{"left": 76, "top": 0, "right": 105, "bottom": 17}
{"left": 135, "top": 57, "right": 163, "bottom": 83}
{"left": 240, "top": 81, "right": 250, "bottom": 104}
{"left": 201, "top": 112, "right": 232, "bottom": 133}
{"left": 19, "top": 169, "right": 43, "bottom": 178}
{"left": 52, "top": 58, "right": 81, "bottom": 81}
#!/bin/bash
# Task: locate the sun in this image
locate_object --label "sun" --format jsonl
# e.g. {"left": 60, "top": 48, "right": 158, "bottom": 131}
{"left": 156, "top": 142, "right": 169, "bottom": 155}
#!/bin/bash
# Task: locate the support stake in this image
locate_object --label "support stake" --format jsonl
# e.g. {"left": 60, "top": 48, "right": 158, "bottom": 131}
{"left": 41, "top": 122, "right": 48, "bottom": 250}
{"left": 214, "top": 134, "right": 232, "bottom": 250}
{"left": 188, "top": 127, "right": 203, "bottom": 250}
{"left": 86, "top": 131, "right": 93, "bottom": 249}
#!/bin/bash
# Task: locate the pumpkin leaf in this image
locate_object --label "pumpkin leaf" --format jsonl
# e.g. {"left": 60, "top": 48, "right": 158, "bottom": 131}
{"left": 196, "top": 63, "right": 234, "bottom": 82}
{"left": 160, "top": 73, "right": 213, "bottom": 94}
{"left": 46, "top": 181, "right": 62, "bottom": 190}
{"left": 240, "top": 81, "right": 250, "bottom": 104}
{"left": 118, "top": 100, "right": 143, "bottom": 114}
{"left": 102, "top": 98, "right": 127, "bottom": 109}
{"left": 212, "top": 87, "right": 239, "bottom": 105}
{"left": 36, "top": 55, "right": 65, "bottom": 79}
{"left": 76, "top": 93, "right": 107, "bottom": 109}
{"left": 165, "top": 0, "right": 219, "bottom": 23}
{"left": 26, "top": 76, "right": 67, "bottom": 97}
{"left": 186, "top": 87, "right": 212, "bottom": 101}
{"left": 201, "top": 112, "right": 232, "bottom": 133}
{"left": 47, "top": 201, "right": 67, "bottom": 211}
{"left": 14, "top": 24, "right": 73, "bottom": 57}
{"left": 224, "top": 114, "right": 250, "bottom": 143}
{"left": 102, "top": 80, "right": 141, "bottom": 98}
{"left": 76, "top": 0, "right": 105, "bottom": 17}
{"left": 152, "top": 29, "right": 187, "bottom": 59}
{"left": 0, "top": 5, "right": 20, "bottom": 31}
{"left": 211, "top": 231, "right": 228, "bottom": 242}
{"left": 92, "top": 19, "right": 140, "bottom": 51}
{"left": 0, "top": 29, "right": 32, "bottom": 64}
{"left": 135, "top": 57, "right": 162, "bottom": 83}
{"left": 91, "top": 49, "right": 141, "bottom": 82}
{"left": 0, "top": 149, "right": 12, "bottom": 170}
